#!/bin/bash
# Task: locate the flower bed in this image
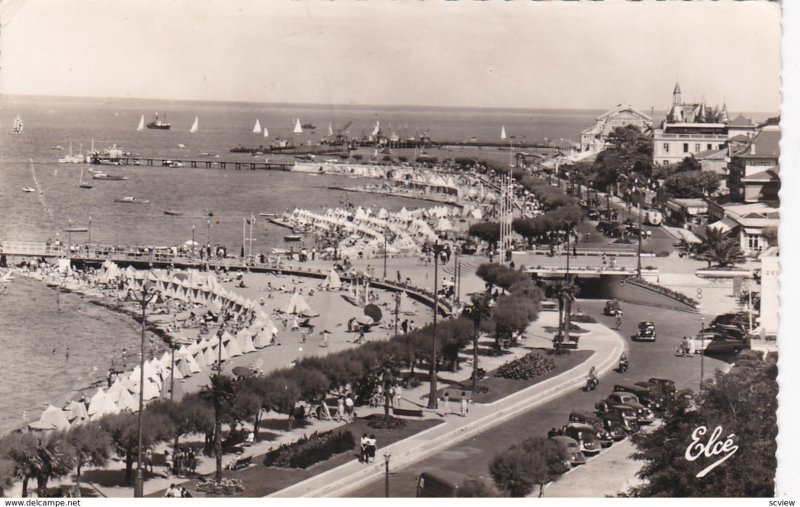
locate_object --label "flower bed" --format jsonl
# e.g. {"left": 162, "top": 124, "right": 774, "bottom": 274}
{"left": 196, "top": 478, "right": 245, "bottom": 496}
{"left": 495, "top": 351, "right": 556, "bottom": 380}
{"left": 631, "top": 278, "right": 698, "bottom": 308}
{"left": 263, "top": 430, "right": 355, "bottom": 469}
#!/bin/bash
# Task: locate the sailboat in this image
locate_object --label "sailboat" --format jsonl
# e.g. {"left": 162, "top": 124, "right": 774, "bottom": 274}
{"left": 253, "top": 119, "right": 262, "bottom": 134}
{"left": 263, "top": 127, "right": 269, "bottom": 138}
{"left": 11, "top": 115, "right": 23, "bottom": 134}
{"left": 500, "top": 126, "right": 507, "bottom": 140}
{"left": 137, "top": 115, "right": 145, "bottom": 132}
{"left": 79, "top": 167, "right": 93, "bottom": 189}
{"left": 190, "top": 116, "right": 199, "bottom": 133}
{"left": 328, "top": 122, "right": 334, "bottom": 137}
{"left": 293, "top": 118, "right": 303, "bottom": 134}
{"left": 59, "top": 142, "right": 84, "bottom": 163}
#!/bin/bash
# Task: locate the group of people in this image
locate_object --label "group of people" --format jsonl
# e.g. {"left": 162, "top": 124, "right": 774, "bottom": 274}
{"left": 369, "top": 383, "right": 404, "bottom": 408}
{"left": 441, "top": 391, "right": 470, "bottom": 417}
{"left": 163, "top": 483, "right": 192, "bottom": 497}
{"left": 162, "top": 447, "right": 197, "bottom": 477}
{"left": 359, "top": 433, "right": 378, "bottom": 463}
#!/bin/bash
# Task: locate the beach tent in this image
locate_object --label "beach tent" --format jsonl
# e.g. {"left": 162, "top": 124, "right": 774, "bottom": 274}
{"left": 204, "top": 343, "right": 218, "bottom": 366}
{"left": 176, "top": 358, "right": 192, "bottom": 377}
{"left": 38, "top": 404, "right": 72, "bottom": 431}
{"left": 321, "top": 269, "right": 343, "bottom": 290}
{"left": 142, "top": 379, "right": 160, "bottom": 401}
{"left": 236, "top": 329, "right": 256, "bottom": 353}
{"left": 225, "top": 333, "right": 244, "bottom": 357}
{"left": 105, "top": 379, "right": 124, "bottom": 403}
{"left": 284, "top": 293, "right": 317, "bottom": 316}
{"left": 117, "top": 388, "right": 139, "bottom": 412}
{"left": 64, "top": 400, "right": 89, "bottom": 424}
{"left": 87, "top": 388, "right": 108, "bottom": 418}
{"left": 188, "top": 270, "right": 206, "bottom": 288}
{"left": 90, "top": 396, "right": 120, "bottom": 421}
{"left": 253, "top": 328, "right": 272, "bottom": 348}
{"left": 179, "top": 349, "right": 202, "bottom": 373}
{"left": 161, "top": 379, "right": 188, "bottom": 403}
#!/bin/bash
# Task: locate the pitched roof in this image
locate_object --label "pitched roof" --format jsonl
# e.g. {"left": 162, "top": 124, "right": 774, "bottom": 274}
{"left": 728, "top": 114, "right": 755, "bottom": 127}
{"left": 742, "top": 168, "right": 779, "bottom": 182}
{"left": 741, "top": 127, "right": 780, "bottom": 159}
{"left": 694, "top": 148, "right": 727, "bottom": 160}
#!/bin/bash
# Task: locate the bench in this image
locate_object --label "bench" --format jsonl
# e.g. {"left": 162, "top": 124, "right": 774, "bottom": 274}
{"left": 225, "top": 456, "right": 252, "bottom": 471}
{"left": 393, "top": 407, "right": 425, "bottom": 418}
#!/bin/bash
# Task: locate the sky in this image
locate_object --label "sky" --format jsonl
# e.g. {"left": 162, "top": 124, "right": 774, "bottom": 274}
{"left": 0, "top": 0, "right": 782, "bottom": 113}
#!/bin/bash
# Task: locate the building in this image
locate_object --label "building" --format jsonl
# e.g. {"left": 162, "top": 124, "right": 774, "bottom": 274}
{"left": 652, "top": 83, "right": 757, "bottom": 165}
{"left": 579, "top": 103, "right": 653, "bottom": 152}
{"left": 707, "top": 200, "right": 779, "bottom": 256}
{"left": 727, "top": 125, "right": 780, "bottom": 203}
{"left": 758, "top": 246, "right": 779, "bottom": 337}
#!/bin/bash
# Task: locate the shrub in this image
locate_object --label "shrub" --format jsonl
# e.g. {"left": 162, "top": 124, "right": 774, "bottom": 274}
{"left": 264, "top": 430, "right": 354, "bottom": 469}
{"left": 569, "top": 314, "right": 597, "bottom": 324}
{"left": 196, "top": 478, "right": 245, "bottom": 496}
{"left": 457, "top": 478, "right": 502, "bottom": 497}
{"left": 495, "top": 352, "right": 555, "bottom": 380}
{"left": 366, "top": 415, "right": 407, "bottom": 430}
{"left": 657, "top": 251, "right": 671, "bottom": 258}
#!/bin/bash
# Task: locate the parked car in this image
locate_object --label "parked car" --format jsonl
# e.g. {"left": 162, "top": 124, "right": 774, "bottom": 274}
{"left": 711, "top": 312, "right": 749, "bottom": 328}
{"left": 595, "top": 404, "right": 639, "bottom": 433}
{"left": 633, "top": 321, "right": 656, "bottom": 342}
{"left": 647, "top": 378, "right": 677, "bottom": 399}
{"left": 416, "top": 470, "right": 471, "bottom": 497}
{"left": 559, "top": 423, "right": 603, "bottom": 455}
{"left": 550, "top": 436, "right": 586, "bottom": 466}
{"left": 704, "top": 335, "right": 749, "bottom": 355}
{"left": 603, "top": 300, "right": 621, "bottom": 316}
{"left": 613, "top": 384, "right": 662, "bottom": 411}
{"left": 587, "top": 209, "right": 601, "bottom": 220}
{"left": 568, "top": 412, "right": 622, "bottom": 444}
{"left": 597, "top": 392, "right": 655, "bottom": 424}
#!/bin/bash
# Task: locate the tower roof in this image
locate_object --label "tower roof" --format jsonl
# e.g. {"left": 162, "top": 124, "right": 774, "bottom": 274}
{"left": 673, "top": 82, "right": 682, "bottom": 95}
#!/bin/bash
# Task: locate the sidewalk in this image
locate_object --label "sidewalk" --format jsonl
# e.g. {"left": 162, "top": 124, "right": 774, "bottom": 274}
{"left": 270, "top": 313, "right": 625, "bottom": 497}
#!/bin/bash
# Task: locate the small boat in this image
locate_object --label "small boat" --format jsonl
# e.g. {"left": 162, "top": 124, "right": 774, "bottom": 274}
{"left": 11, "top": 115, "right": 23, "bottom": 134}
{"left": 51, "top": 145, "right": 64, "bottom": 150}
{"left": 263, "top": 127, "right": 269, "bottom": 138}
{"left": 284, "top": 234, "right": 302, "bottom": 242}
{"left": 164, "top": 209, "right": 182, "bottom": 216}
{"left": 22, "top": 187, "right": 35, "bottom": 193}
{"left": 177, "top": 144, "right": 186, "bottom": 148}
{"left": 293, "top": 118, "right": 303, "bottom": 134}
{"left": 115, "top": 196, "right": 149, "bottom": 204}
{"left": 64, "top": 227, "right": 89, "bottom": 233}
{"left": 93, "top": 173, "right": 128, "bottom": 180}
{"left": 189, "top": 116, "right": 198, "bottom": 134}
{"left": 200, "top": 152, "right": 211, "bottom": 157}
{"left": 146, "top": 112, "right": 171, "bottom": 130}
{"left": 302, "top": 122, "right": 316, "bottom": 130}
{"left": 258, "top": 212, "right": 276, "bottom": 217}
{"left": 79, "top": 167, "right": 93, "bottom": 189}
{"left": 253, "top": 119, "right": 262, "bottom": 134}
{"left": 136, "top": 115, "right": 145, "bottom": 132}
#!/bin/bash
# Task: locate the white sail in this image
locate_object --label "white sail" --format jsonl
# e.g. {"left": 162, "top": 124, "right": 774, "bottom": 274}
{"left": 293, "top": 118, "right": 303, "bottom": 134}
{"left": 253, "top": 119, "right": 261, "bottom": 133}
{"left": 137, "top": 115, "right": 145, "bottom": 132}
{"left": 371, "top": 121, "right": 380, "bottom": 137}
{"left": 328, "top": 122, "right": 334, "bottom": 137}
{"left": 263, "top": 127, "right": 269, "bottom": 138}
{"left": 500, "top": 126, "right": 507, "bottom": 140}
{"left": 190, "top": 116, "right": 199, "bottom": 133}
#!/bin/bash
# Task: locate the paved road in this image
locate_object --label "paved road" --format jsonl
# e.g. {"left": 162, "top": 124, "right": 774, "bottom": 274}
{"left": 349, "top": 299, "right": 729, "bottom": 497}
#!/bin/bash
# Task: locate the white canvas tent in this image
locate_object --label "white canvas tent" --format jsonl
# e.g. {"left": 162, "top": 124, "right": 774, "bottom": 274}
{"left": 284, "top": 293, "right": 317, "bottom": 316}
{"left": 31, "top": 404, "right": 71, "bottom": 431}
{"left": 237, "top": 330, "right": 256, "bottom": 353}
{"left": 117, "top": 388, "right": 139, "bottom": 412}
{"left": 87, "top": 388, "right": 108, "bottom": 418}
{"left": 64, "top": 400, "right": 89, "bottom": 423}
{"left": 321, "top": 269, "right": 343, "bottom": 290}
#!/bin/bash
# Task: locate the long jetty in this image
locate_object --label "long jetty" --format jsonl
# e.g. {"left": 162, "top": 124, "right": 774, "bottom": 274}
{"left": 95, "top": 157, "right": 295, "bottom": 171}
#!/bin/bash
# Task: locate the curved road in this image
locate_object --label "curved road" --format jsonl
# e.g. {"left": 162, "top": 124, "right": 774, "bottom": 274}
{"left": 349, "top": 299, "right": 728, "bottom": 497}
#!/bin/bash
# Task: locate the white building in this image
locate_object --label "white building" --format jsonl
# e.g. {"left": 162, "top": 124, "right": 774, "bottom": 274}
{"left": 579, "top": 103, "right": 653, "bottom": 152}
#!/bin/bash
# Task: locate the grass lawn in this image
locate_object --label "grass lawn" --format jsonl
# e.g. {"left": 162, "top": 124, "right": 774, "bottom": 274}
{"left": 150, "top": 416, "right": 441, "bottom": 497}
{"left": 469, "top": 349, "right": 593, "bottom": 404}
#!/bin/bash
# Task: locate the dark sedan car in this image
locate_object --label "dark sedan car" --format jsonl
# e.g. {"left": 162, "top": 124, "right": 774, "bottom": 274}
{"left": 633, "top": 321, "right": 656, "bottom": 341}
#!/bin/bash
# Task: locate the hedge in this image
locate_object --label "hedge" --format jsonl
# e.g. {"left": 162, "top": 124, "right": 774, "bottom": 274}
{"left": 263, "top": 430, "right": 355, "bottom": 469}
{"left": 495, "top": 352, "right": 556, "bottom": 380}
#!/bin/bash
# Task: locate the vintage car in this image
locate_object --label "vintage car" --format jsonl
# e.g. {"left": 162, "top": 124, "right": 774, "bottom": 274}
{"left": 613, "top": 384, "right": 662, "bottom": 412}
{"left": 559, "top": 423, "right": 603, "bottom": 455}
{"left": 597, "top": 392, "right": 655, "bottom": 424}
{"left": 633, "top": 321, "right": 656, "bottom": 341}
{"left": 595, "top": 404, "right": 639, "bottom": 433}
{"left": 416, "top": 470, "right": 471, "bottom": 497}
{"left": 647, "top": 378, "right": 677, "bottom": 398}
{"left": 568, "top": 412, "right": 619, "bottom": 445}
{"left": 550, "top": 436, "right": 586, "bottom": 467}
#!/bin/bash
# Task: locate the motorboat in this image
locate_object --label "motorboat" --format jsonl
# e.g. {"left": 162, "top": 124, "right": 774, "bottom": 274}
{"left": 22, "top": 187, "right": 35, "bottom": 193}
{"left": 284, "top": 234, "right": 302, "bottom": 242}
{"left": 258, "top": 212, "right": 276, "bottom": 217}
{"left": 115, "top": 196, "right": 149, "bottom": 204}
{"left": 64, "top": 227, "right": 89, "bottom": 233}
{"left": 93, "top": 173, "right": 128, "bottom": 180}
{"left": 164, "top": 209, "right": 182, "bottom": 216}
{"left": 146, "top": 112, "right": 171, "bottom": 130}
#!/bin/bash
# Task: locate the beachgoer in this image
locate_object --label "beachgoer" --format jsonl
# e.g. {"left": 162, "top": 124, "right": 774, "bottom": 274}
{"left": 320, "top": 330, "right": 330, "bottom": 348}
{"left": 443, "top": 392, "right": 451, "bottom": 415}
{"left": 179, "top": 486, "right": 192, "bottom": 498}
{"left": 145, "top": 449, "right": 153, "bottom": 472}
{"left": 367, "top": 434, "right": 377, "bottom": 463}
{"left": 344, "top": 394, "right": 354, "bottom": 421}
{"left": 301, "top": 330, "right": 307, "bottom": 343}
{"left": 360, "top": 433, "right": 369, "bottom": 463}
{"left": 460, "top": 392, "right": 469, "bottom": 416}
{"left": 394, "top": 384, "right": 403, "bottom": 407}
{"left": 164, "top": 484, "right": 178, "bottom": 498}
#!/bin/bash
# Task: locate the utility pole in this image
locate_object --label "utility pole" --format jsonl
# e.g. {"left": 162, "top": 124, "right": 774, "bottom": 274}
{"left": 428, "top": 242, "right": 445, "bottom": 410}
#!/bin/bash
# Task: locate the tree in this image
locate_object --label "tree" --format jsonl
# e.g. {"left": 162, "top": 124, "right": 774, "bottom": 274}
{"left": 628, "top": 356, "right": 777, "bottom": 496}
{"left": 0, "top": 458, "right": 14, "bottom": 497}
{"left": 103, "top": 410, "right": 174, "bottom": 486}
{"left": 664, "top": 171, "right": 720, "bottom": 198}
{"left": 469, "top": 222, "right": 501, "bottom": 250}
{"left": 489, "top": 437, "right": 568, "bottom": 497}
{"left": 457, "top": 478, "right": 501, "bottom": 497}
{"left": 63, "top": 423, "right": 112, "bottom": 494}
{"left": 3, "top": 434, "right": 74, "bottom": 498}
{"left": 201, "top": 374, "right": 238, "bottom": 483}
{"left": 592, "top": 125, "right": 654, "bottom": 188}
{"left": 152, "top": 394, "right": 214, "bottom": 460}
{"left": 698, "top": 228, "right": 746, "bottom": 267}
{"left": 490, "top": 295, "right": 539, "bottom": 347}
{"left": 762, "top": 226, "right": 778, "bottom": 247}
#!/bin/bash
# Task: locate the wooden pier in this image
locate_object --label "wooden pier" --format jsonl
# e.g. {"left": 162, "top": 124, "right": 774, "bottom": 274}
{"left": 94, "top": 157, "right": 295, "bottom": 171}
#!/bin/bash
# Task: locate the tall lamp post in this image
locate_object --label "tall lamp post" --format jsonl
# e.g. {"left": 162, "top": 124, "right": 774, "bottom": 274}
{"left": 383, "top": 227, "right": 388, "bottom": 280}
{"left": 88, "top": 216, "right": 92, "bottom": 245}
{"left": 192, "top": 224, "right": 196, "bottom": 257}
{"left": 383, "top": 453, "right": 391, "bottom": 497}
{"left": 699, "top": 317, "right": 705, "bottom": 392}
{"left": 124, "top": 281, "right": 159, "bottom": 498}
{"left": 634, "top": 179, "right": 643, "bottom": 279}
{"left": 428, "top": 242, "right": 445, "bottom": 410}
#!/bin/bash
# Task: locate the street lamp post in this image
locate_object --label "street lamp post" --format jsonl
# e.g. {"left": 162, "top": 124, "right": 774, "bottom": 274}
{"left": 67, "top": 219, "right": 72, "bottom": 258}
{"left": 428, "top": 242, "right": 445, "bottom": 410}
{"left": 636, "top": 185, "right": 643, "bottom": 279}
{"left": 125, "top": 282, "right": 159, "bottom": 498}
{"left": 206, "top": 219, "right": 211, "bottom": 249}
{"left": 383, "top": 453, "right": 391, "bottom": 497}
{"left": 192, "top": 225, "right": 196, "bottom": 257}
{"left": 383, "top": 228, "right": 388, "bottom": 280}
{"left": 394, "top": 291, "right": 400, "bottom": 337}
{"left": 699, "top": 317, "right": 705, "bottom": 392}
{"left": 88, "top": 216, "right": 92, "bottom": 244}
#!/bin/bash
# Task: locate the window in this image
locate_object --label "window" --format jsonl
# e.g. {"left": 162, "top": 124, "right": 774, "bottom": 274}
{"left": 663, "top": 143, "right": 670, "bottom": 153}
{"left": 747, "top": 234, "right": 762, "bottom": 252}
{"left": 683, "top": 143, "right": 689, "bottom": 153}
{"left": 707, "top": 144, "right": 712, "bottom": 150}
{"left": 695, "top": 144, "right": 700, "bottom": 152}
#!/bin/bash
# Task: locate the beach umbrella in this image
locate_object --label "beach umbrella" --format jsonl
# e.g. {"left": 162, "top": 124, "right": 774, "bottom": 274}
{"left": 364, "top": 303, "right": 383, "bottom": 323}
{"left": 232, "top": 366, "right": 254, "bottom": 379}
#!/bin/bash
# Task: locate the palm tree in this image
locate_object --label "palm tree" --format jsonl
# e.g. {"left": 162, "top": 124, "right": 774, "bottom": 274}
{"left": 543, "top": 280, "right": 579, "bottom": 353}
{"left": 699, "top": 228, "right": 747, "bottom": 267}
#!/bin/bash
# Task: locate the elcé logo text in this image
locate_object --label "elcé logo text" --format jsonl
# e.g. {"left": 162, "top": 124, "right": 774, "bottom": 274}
{"left": 685, "top": 425, "right": 739, "bottom": 478}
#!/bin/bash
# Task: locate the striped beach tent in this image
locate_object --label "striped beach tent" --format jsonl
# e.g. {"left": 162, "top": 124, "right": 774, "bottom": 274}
{"left": 253, "top": 328, "right": 272, "bottom": 348}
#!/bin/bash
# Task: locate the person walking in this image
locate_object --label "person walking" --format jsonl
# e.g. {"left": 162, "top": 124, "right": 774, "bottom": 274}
{"left": 164, "top": 484, "right": 178, "bottom": 498}
{"left": 460, "top": 392, "right": 469, "bottom": 417}
{"left": 345, "top": 394, "right": 354, "bottom": 421}
{"left": 320, "top": 330, "right": 330, "bottom": 348}
{"left": 337, "top": 396, "right": 345, "bottom": 422}
{"left": 360, "top": 433, "right": 369, "bottom": 463}
{"left": 367, "top": 434, "right": 377, "bottom": 463}
{"left": 443, "top": 392, "right": 451, "bottom": 416}
{"left": 394, "top": 384, "right": 403, "bottom": 407}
